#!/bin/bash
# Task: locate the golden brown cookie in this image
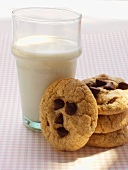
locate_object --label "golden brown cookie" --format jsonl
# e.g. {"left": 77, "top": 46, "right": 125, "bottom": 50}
{"left": 95, "top": 110, "right": 128, "bottom": 133}
{"left": 82, "top": 74, "right": 128, "bottom": 115}
{"left": 39, "top": 78, "right": 98, "bottom": 151}
{"left": 83, "top": 74, "right": 125, "bottom": 88}
{"left": 86, "top": 126, "right": 128, "bottom": 148}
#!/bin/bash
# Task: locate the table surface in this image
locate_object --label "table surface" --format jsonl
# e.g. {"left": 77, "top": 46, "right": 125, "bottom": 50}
{"left": 0, "top": 15, "right": 128, "bottom": 170}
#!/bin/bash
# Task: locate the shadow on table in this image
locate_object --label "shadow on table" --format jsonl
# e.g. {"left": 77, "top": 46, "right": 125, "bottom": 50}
{"left": 54, "top": 146, "right": 128, "bottom": 170}
{"left": 50, "top": 145, "right": 109, "bottom": 163}
{"left": 22, "top": 125, "right": 128, "bottom": 167}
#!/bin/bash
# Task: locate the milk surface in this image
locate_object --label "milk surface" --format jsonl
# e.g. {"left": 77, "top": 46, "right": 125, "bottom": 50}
{"left": 12, "top": 35, "right": 81, "bottom": 122}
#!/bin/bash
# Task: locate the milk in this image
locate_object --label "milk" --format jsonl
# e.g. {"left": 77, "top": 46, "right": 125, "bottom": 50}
{"left": 12, "top": 35, "right": 81, "bottom": 122}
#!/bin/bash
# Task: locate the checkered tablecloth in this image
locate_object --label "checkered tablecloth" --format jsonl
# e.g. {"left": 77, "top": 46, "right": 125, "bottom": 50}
{"left": 0, "top": 18, "right": 128, "bottom": 170}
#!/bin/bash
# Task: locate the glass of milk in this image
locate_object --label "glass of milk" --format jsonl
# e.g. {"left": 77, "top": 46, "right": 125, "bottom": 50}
{"left": 12, "top": 7, "right": 82, "bottom": 131}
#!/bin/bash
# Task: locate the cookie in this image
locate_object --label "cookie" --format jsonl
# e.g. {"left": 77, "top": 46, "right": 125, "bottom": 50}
{"left": 83, "top": 74, "right": 125, "bottom": 88}
{"left": 86, "top": 126, "right": 128, "bottom": 148}
{"left": 95, "top": 110, "right": 128, "bottom": 133}
{"left": 82, "top": 74, "right": 128, "bottom": 115}
{"left": 39, "top": 78, "right": 98, "bottom": 151}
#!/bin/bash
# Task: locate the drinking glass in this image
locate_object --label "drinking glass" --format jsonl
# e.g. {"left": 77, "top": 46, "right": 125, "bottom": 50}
{"left": 12, "top": 7, "right": 82, "bottom": 131}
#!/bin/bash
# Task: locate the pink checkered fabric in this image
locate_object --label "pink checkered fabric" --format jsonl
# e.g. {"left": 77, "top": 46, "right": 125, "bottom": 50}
{"left": 0, "top": 26, "right": 128, "bottom": 170}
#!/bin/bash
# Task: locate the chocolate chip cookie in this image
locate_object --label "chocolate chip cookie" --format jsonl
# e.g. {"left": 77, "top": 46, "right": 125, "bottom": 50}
{"left": 82, "top": 74, "right": 128, "bottom": 115}
{"left": 95, "top": 110, "right": 128, "bottom": 133}
{"left": 39, "top": 78, "right": 98, "bottom": 151}
{"left": 86, "top": 126, "right": 128, "bottom": 148}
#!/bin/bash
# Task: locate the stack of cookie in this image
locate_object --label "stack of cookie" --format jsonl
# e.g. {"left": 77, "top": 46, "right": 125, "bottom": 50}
{"left": 39, "top": 74, "right": 128, "bottom": 151}
{"left": 82, "top": 74, "right": 128, "bottom": 148}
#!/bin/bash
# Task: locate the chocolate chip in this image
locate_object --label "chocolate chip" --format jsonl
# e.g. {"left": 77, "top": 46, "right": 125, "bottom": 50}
{"left": 65, "top": 102, "right": 77, "bottom": 115}
{"left": 96, "top": 79, "right": 107, "bottom": 87}
{"left": 89, "top": 86, "right": 100, "bottom": 98}
{"left": 104, "top": 82, "right": 115, "bottom": 90}
{"left": 118, "top": 82, "right": 128, "bottom": 90}
{"left": 57, "top": 127, "right": 68, "bottom": 137}
{"left": 54, "top": 114, "right": 63, "bottom": 124}
{"left": 54, "top": 99, "right": 65, "bottom": 110}
{"left": 47, "top": 121, "right": 49, "bottom": 126}
{"left": 107, "top": 97, "right": 117, "bottom": 104}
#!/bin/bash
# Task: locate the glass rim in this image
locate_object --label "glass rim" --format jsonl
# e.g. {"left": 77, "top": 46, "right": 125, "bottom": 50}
{"left": 12, "top": 7, "right": 82, "bottom": 23}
